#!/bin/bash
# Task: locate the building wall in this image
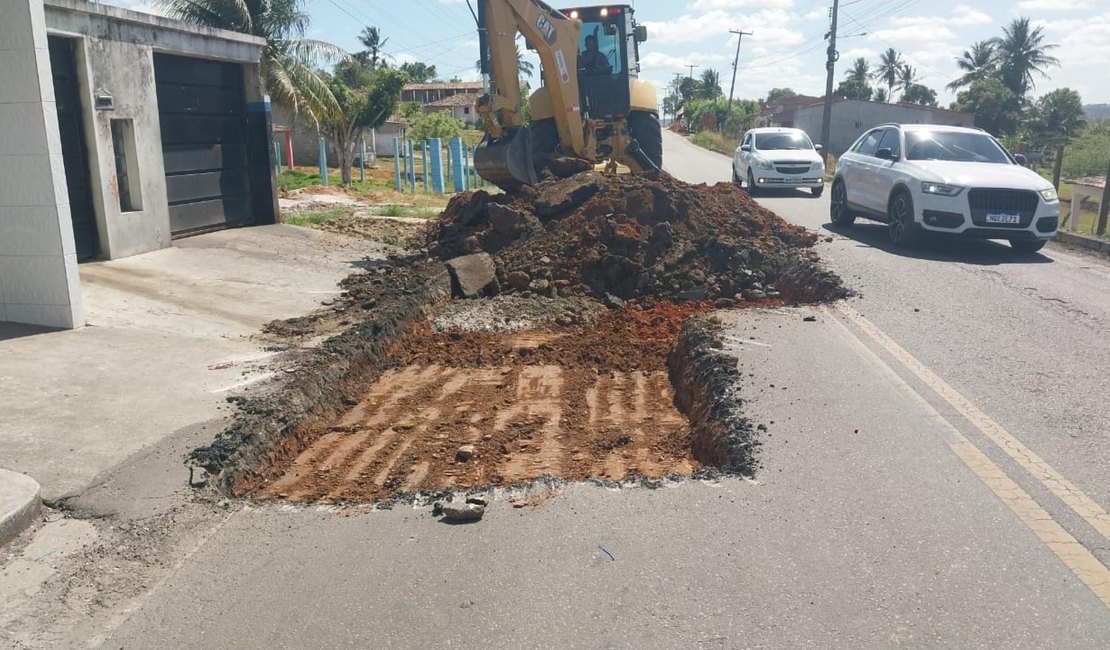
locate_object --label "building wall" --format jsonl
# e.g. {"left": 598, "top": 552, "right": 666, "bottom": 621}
{"left": 794, "top": 100, "right": 976, "bottom": 156}
{"left": 273, "top": 105, "right": 406, "bottom": 166}
{"left": 75, "top": 37, "right": 171, "bottom": 258}
{"left": 45, "top": 0, "right": 267, "bottom": 257}
{"left": 0, "top": 0, "right": 84, "bottom": 328}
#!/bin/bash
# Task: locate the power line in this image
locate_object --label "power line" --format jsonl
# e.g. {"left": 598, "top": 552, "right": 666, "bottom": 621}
{"left": 726, "top": 29, "right": 753, "bottom": 112}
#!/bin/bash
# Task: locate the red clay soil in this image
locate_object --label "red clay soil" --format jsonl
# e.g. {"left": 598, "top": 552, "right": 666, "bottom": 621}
{"left": 245, "top": 304, "right": 711, "bottom": 504}
{"left": 427, "top": 171, "right": 846, "bottom": 304}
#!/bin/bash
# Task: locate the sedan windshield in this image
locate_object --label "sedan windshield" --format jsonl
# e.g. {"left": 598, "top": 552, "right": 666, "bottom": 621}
{"left": 755, "top": 132, "right": 813, "bottom": 150}
{"left": 905, "top": 131, "right": 1010, "bottom": 163}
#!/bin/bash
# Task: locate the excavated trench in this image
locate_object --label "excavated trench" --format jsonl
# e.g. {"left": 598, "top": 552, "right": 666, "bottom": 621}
{"left": 192, "top": 172, "right": 848, "bottom": 505}
{"left": 194, "top": 272, "right": 840, "bottom": 505}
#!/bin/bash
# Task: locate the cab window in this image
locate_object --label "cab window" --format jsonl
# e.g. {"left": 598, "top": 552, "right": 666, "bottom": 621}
{"left": 579, "top": 21, "right": 623, "bottom": 74}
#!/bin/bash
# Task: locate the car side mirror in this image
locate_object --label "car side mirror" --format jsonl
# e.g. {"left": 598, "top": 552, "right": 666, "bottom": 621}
{"left": 1014, "top": 153, "right": 1028, "bottom": 166}
{"left": 875, "top": 147, "right": 895, "bottom": 161}
{"left": 814, "top": 144, "right": 822, "bottom": 151}
{"left": 740, "top": 144, "right": 750, "bottom": 152}
{"left": 635, "top": 25, "right": 648, "bottom": 42}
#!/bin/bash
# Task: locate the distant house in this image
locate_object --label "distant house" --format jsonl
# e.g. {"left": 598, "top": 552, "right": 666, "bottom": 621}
{"left": 792, "top": 99, "right": 976, "bottom": 155}
{"left": 401, "top": 82, "right": 484, "bottom": 104}
{"left": 763, "top": 94, "right": 823, "bottom": 128}
{"left": 424, "top": 93, "right": 482, "bottom": 126}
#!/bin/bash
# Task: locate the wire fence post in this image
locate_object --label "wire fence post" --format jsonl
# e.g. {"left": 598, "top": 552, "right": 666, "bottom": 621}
{"left": 422, "top": 140, "right": 430, "bottom": 193}
{"left": 407, "top": 139, "right": 416, "bottom": 193}
{"left": 318, "top": 136, "right": 328, "bottom": 186}
{"left": 392, "top": 137, "right": 402, "bottom": 192}
{"left": 450, "top": 137, "right": 465, "bottom": 193}
{"left": 359, "top": 138, "right": 366, "bottom": 183}
{"left": 429, "top": 137, "right": 445, "bottom": 194}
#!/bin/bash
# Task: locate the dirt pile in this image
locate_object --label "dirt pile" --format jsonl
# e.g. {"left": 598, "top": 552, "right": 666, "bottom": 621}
{"left": 427, "top": 171, "right": 846, "bottom": 304}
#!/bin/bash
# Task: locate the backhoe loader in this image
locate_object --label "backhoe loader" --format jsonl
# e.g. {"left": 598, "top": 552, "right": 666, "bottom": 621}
{"left": 473, "top": 1, "right": 661, "bottom": 191}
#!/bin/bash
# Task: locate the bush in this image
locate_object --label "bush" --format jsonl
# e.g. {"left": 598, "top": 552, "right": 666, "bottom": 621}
{"left": 682, "top": 98, "right": 763, "bottom": 139}
{"left": 1062, "top": 122, "right": 1110, "bottom": 179}
{"left": 410, "top": 110, "right": 465, "bottom": 143}
{"left": 691, "top": 130, "right": 737, "bottom": 155}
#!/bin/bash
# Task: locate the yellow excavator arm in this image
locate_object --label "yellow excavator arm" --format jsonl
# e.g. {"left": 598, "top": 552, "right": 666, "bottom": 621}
{"left": 478, "top": 0, "right": 585, "bottom": 155}
{"left": 474, "top": 1, "right": 661, "bottom": 190}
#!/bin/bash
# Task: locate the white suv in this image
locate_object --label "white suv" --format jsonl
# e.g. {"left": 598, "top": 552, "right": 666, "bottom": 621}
{"left": 830, "top": 124, "right": 1059, "bottom": 252}
{"left": 733, "top": 127, "right": 825, "bottom": 197}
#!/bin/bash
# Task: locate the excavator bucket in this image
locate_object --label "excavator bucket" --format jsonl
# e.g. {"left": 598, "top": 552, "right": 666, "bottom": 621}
{"left": 474, "top": 127, "right": 537, "bottom": 192}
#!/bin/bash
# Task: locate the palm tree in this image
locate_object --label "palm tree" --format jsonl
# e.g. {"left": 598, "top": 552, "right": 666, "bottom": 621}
{"left": 897, "top": 64, "right": 918, "bottom": 99}
{"left": 947, "top": 41, "right": 995, "bottom": 91}
{"left": 357, "top": 26, "right": 389, "bottom": 70}
{"left": 873, "top": 87, "right": 888, "bottom": 103}
{"left": 991, "top": 17, "right": 1060, "bottom": 100}
{"left": 699, "top": 68, "right": 722, "bottom": 99}
{"left": 156, "top": 0, "right": 344, "bottom": 118}
{"left": 475, "top": 43, "right": 534, "bottom": 79}
{"left": 845, "top": 57, "right": 870, "bottom": 84}
{"left": 872, "top": 48, "right": 902, "bottom": 103}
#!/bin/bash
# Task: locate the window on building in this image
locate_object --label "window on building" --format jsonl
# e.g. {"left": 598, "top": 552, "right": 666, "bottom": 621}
{"left": 110, "top": 119, "right": 142, "bottom": 212}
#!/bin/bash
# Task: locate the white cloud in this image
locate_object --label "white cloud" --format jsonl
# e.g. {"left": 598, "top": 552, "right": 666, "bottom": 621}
{"left": 870, "top": 25, "right": 957, "bottom": 44}
{"left": 803, "top": 8, "right": 827, "bottom": 21}
{"left": 691, "top": 0, "right": 791, "bottom": 9}
{"left": 104, "top": 0, "right": 158, "bottom": 14}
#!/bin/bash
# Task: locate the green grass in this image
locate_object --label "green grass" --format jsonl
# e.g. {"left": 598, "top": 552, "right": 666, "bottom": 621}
{"left": 282, "top": 207, "right": 351, "bottom": 227}
{"left": 690, "top": 130, "right": 738, "bottom": 156}
{"left": 378, "top": 204, "right": 411, "bottom": 217}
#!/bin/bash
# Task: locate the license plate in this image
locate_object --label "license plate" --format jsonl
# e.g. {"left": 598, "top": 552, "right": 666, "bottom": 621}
{"left": 985, "top": 212, "right": 1020, "bottom": 224}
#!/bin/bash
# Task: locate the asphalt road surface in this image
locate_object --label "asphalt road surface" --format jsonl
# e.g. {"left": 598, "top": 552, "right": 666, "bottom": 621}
{"left": 14, "top": 132, "right": 1110, "bottom": 649}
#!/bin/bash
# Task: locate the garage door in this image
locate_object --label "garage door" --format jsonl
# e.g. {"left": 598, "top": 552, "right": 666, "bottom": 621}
{"left": 154, "top": 54, "right": 253, "bottom": 236}
{"left": 48, "top": 36, "right": 99, "bottom": 260}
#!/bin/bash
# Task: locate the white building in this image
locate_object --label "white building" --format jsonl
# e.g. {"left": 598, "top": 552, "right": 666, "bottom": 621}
{"left": 1, "top": 0, "right": 276, "bottom": 329}
{"left": 793, "top": 99, "right": 976, "bottom": 156}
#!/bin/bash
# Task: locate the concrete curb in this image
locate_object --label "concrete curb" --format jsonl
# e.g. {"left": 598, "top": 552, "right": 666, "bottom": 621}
{"left": 1055, "top": 231, "right": 1110, "bottom": 256}
{"left": 0, "top": 468, "right": 42, "bottom": 547}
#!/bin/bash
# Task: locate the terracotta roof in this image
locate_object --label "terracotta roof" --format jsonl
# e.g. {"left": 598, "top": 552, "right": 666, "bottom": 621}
{"left": 403, "top": 82, "right": 484, "bottom": 91}
{"left": 425, "top": 93, "right": 481, "bottom": 108}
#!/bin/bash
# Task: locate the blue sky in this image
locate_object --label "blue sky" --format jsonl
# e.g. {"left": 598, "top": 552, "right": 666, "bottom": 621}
{"left": 111, "top": 0, "right": 1110, "bottom": 105}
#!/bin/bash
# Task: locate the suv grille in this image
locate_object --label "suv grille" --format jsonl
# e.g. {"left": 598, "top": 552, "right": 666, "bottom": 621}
{"left": 967, "top": 188, "right": 1038, "bottom": 228}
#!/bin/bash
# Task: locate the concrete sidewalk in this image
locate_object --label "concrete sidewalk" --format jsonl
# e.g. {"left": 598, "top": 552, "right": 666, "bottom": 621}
{"left": 0, "top": 225, "right": 386, "bottom": 505}
{"left": 0, "top": 469, "right": 40, "bottom": 546}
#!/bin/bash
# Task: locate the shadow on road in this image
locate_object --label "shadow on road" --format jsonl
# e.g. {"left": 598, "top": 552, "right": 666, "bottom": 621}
{"left": 749, "top": 188, "right": 823, "bottom": 200}
{"left": 822, "top": 221, "right": 1054, "bottom": 266}
{"left": 0, "top": 323, "right": 57, "bottom": 342}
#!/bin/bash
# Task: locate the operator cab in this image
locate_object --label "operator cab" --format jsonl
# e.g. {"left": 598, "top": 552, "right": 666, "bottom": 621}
{"left": 562, "top": 5, "right": 647, "bottom": 119}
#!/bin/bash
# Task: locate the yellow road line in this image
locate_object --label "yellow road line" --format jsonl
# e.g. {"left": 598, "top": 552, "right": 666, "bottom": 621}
{"left": 823, "top": 308, "right": 1110, "bottom": 611}
{"left": 835, "top": 302, "right": 1110, "bottom": 543}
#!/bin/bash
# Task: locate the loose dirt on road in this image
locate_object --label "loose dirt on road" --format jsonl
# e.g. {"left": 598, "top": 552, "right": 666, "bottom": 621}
{"left": 204, "top": 171, "right": 846, "bottom": 506}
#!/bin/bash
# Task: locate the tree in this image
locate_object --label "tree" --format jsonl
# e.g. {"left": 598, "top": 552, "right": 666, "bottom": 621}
{"left": 356, "top": 26, "right": 389, "bottom": 70}
{"left": 897, "top": 64, "right": 918, "bottom": 98}
{"left": 678, "top": 76, "right": 700, "bottom": 105}
{"left": 319, "top": 69, "right": 407, "bottom": 185}
{"left": 698, "top": 69, "right": 722, "bottom": 100}
{"left": 1030, "top": 88, "right": 1087, "bottom": 188}
{"left": 873, "top": 48, "right": 902, "bottom": 103}
{"left": 399, "top": 102, "right": 424, "bottom": 124}
{"left": 836, "top": 58, "right": 872, "bottom": 100}
{"left": 947, "top": 41, "right": 996, "bottom": 91}
{"left": 951, "top": 77, "right": 1022, "bottom": 136}
{"left": 836, "top": 78, "right": 872, "bottom": 101}
{"left": 901, "top": 83, "right": 938, "bottom": 107}
{"left": 399, "top": 62, "right": 437, "bottom": 84}
{"left": 766, "top": 87, "right": 797, "bottom": 103}
{"left": 156, "top": 0, "right": 345, "bottom": 118}
{"left": 410, "top": 110, "right": 465, "bottom": 143}
{"left": 473, "top": 43, "right": 533, "bottom": 79}
{"left": 991, "top": 17, "right": 1060, "bottom": 100}
{"left": 846, "top": 57, "right": 871, "bottom": 85}
{"left": 873, "top": 87, "right": 889, "bottom": 103}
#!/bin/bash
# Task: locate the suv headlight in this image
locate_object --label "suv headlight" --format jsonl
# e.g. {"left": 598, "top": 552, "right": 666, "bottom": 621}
{"left": 811, "top": 161, "right": 824, "bottom": 171}
{"left": 1039, "top": 188, "right": 1058, "bottom": 202}
{"left": 921, "top": 182, "right": 964, "bottom": 196}
{"left": 755, "top": 157, "right": 775, "bottom": 170}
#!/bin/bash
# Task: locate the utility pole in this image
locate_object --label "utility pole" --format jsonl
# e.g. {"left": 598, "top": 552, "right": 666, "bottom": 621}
{"left": 1097, "top": 154, "right": 1110, "bottom": 236}
{"left": 686, "top": 63, "right": 699, "bottom": 79}
{"left": 727, "top": 29, "right": 753, "bottom": 113}
{"left": 819, "top": 0, "right": 840, "bottom": 161}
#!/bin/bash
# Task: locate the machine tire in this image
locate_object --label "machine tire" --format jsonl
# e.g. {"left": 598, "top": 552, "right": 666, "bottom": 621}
{"left": 628, "top": 111, "right": 663, "bottom": 170}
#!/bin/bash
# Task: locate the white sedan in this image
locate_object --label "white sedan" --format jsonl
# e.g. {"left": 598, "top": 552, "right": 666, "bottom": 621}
{"left": 732, "top": 127, "right": 826, "bottom": 197}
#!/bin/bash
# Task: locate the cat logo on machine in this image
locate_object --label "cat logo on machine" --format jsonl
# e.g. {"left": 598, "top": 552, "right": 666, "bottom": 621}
{"left": 536, "top": 14, "right": 558, "bottom": 44}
